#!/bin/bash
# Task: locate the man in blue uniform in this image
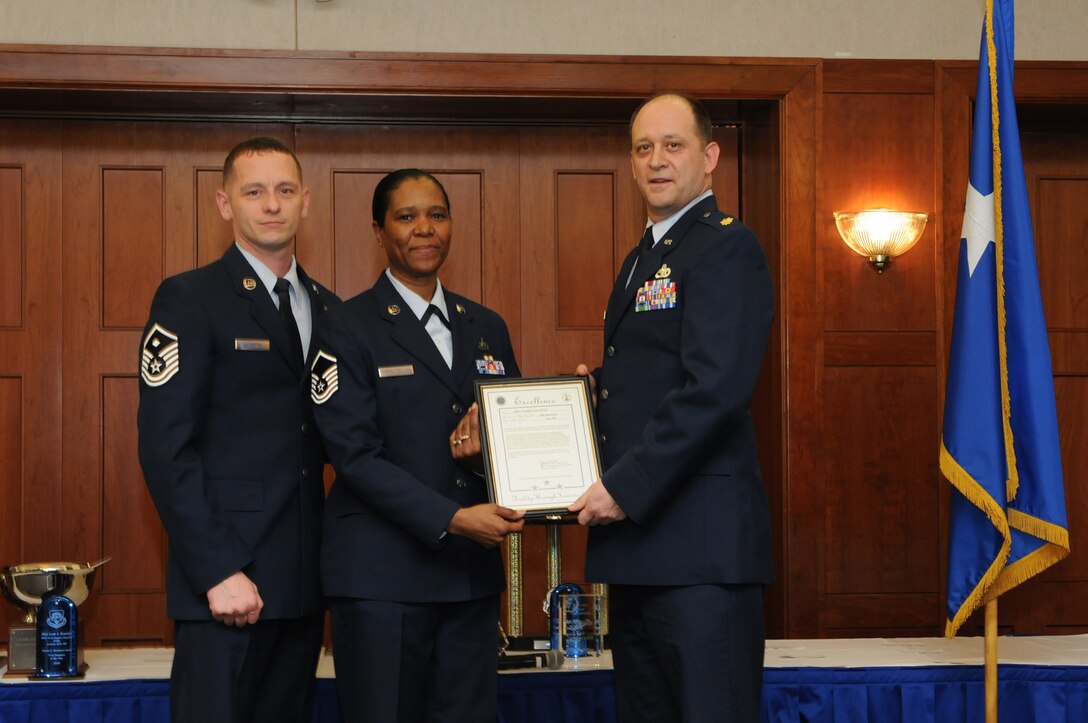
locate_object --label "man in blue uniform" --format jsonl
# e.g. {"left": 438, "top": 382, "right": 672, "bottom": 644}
{"left": 571, "top": 93, "right": 775, "bottom": 723}
{"left": 137, "top": 137, "right": 338, "bottom": 723}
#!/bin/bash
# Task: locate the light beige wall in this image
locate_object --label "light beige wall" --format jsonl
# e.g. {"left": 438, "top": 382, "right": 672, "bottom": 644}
{"left": 1, "top": 0, "right": 1085, "bottom": 61}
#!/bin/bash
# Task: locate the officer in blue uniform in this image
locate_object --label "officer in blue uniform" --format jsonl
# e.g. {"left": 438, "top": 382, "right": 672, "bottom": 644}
{"left": 311, "top": 169, "right": 525, "bottom": 722}
{"left": 571, "top": 94, "right": 775, "bottom": 723}
{"left": 137, "top": 137, "right": 338, "bottom": 723}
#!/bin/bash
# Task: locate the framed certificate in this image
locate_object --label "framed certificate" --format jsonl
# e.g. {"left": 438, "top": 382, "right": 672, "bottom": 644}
{"left": 474, "top": 376, "right": 602, "bottom": 519}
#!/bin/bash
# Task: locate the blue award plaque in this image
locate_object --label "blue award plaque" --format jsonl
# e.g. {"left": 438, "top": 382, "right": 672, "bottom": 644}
{"left": 545, "top": 582, "right": 584, "bottom": 655}
{"left": 31, "top": 593, "right": 84, "bottom": 679}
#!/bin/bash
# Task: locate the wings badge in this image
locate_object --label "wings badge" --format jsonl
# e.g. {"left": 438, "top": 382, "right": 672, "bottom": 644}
{"left": 140, "top": 323, "right": 180, "bottom": 387}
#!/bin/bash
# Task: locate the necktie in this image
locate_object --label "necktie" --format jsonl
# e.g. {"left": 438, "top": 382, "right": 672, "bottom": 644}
{"left": 421, "top": 304, "right": 450, "bottom": 329}
{"left": 626, "top": 226, "right": 656, "bottom": 288}
{"left": 273, "top": 277, "right": 305, "bottom": 363}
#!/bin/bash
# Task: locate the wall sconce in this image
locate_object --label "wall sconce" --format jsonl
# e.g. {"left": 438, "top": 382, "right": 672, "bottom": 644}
{"left": 833, "top": 209, "right": 928, "bottom": 274}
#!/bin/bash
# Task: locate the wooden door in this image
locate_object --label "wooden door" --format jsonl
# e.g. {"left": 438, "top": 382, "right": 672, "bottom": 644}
{"left": 0, "top": 121, "right": 63, "bottom": 638}
{"left": 59, "top": 121, "right": 291, "bottom": 645}
{"left": 976, "top": 124, "right": 1088, "bottom": 635}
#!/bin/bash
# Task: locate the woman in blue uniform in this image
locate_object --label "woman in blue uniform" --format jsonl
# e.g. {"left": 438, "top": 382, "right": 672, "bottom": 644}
{"left": 311, "top": 169, "right": 524, "bottom": 722}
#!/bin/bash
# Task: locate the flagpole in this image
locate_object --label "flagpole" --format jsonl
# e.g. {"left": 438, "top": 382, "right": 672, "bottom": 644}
{"left": 985, "top": 600, "right": 998, "bottom": 722}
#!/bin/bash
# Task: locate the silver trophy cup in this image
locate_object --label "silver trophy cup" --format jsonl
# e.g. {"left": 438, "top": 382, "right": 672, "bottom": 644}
{"left": 1, "top": 558, "right": 108, "bottom": 676}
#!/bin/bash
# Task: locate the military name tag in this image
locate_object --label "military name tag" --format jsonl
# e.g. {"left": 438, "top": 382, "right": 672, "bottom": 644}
{"left": 378, "top": 364, "right": 415, "bottom": 378}
{"left": 234, "top": 338, "right": 271, "bottom": 352}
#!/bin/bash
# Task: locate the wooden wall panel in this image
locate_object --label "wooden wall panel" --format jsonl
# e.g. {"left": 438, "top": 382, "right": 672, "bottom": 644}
{"left": 102, "top": 376, "right": 163, "bottom": 592}
{"left": 556, "top": 173, "right": 615, "bottom": 329}
{"left": 103, "top": 168, "right": 164, "bottom": 329}
{"left": 822, "top": 366, "right": 940, "bottom": 635}
{"left": 0, "top": 378, "right": 20, "bottom": 523}
{"left": 329, "top": 171, "right": 383, "bottom": 299}
{"left": 808, "top": 83, "right": 943, "bottom": 638}
{"left": 822, "top": 93, "right": 936, "bottom": 332}
{"left": 1035, "top": 177, "right": 1088, "bottom": 329}
{"left": 0, "top": 377, "right": 22, "bottom": 636}
{"left": 195, "top": 167, "right": 233, "bottom": 269}
{"left": 0, "top": 167, "right": 22, "bottom": 328}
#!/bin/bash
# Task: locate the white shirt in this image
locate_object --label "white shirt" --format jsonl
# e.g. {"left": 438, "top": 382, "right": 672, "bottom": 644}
{"left": 236, "top": 243, "right": 312, "bottom": 360}
{"left": 385, "top": 270, "right": 454, "bottom": 369}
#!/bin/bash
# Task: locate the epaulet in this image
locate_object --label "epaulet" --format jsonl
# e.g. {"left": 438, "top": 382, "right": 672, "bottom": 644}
{"left": 697, "top": 210, "right": 737, "bottom": 233}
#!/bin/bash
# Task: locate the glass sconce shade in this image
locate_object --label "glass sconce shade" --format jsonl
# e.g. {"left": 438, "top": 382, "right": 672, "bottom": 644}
{"left": 833, "top": 209, "right": 929, "bottom": 273}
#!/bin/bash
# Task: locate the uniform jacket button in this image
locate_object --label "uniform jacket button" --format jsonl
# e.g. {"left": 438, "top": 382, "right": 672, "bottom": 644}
{"left": 456, "top": 478, "right": 467, "bottom": 489}
{"left": 452, "top": 403, "right": 464, "bottom": 415}
{"left": 301, "top": 467, "right": 311, "bottom": 479}
{"left": 606, "top": 345, "right": 615, "bottom": 357}
{"left": 600, "top": 388, "right": 609, "bottom": 400}
{"left": 300, "top": 422, "right": 309, "bottom": 434}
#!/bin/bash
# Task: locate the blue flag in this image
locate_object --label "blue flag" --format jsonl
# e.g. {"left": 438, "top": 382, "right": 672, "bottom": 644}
{"left": 941, "top": 0, "right": 1070, "bottom": 637}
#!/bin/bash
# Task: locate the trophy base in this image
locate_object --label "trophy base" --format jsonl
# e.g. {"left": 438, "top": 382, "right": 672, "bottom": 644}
{"left": 28, "top": 660, "right": 87, "bottom": 680}
{"left": 4, "top": 625, "right": 36, "bottom": 677}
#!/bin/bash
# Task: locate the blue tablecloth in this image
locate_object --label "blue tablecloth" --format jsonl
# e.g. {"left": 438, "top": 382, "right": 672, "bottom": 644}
{"left": 2, "top": 664, "right": 1087, "bottom": 722}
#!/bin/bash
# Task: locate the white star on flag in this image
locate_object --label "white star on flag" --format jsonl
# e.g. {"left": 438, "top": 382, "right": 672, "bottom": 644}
{"left": 961, "top": 182, "right": 995, "bottom": 277}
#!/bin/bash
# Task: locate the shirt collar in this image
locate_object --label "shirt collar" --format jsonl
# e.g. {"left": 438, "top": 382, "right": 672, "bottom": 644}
{"left": 385, "top": 269, "right": 448, "bottom": 321}
{"left": 645, "top": 190, "right": 714, "bottom": 246}
{"left": 236, "top": 243, "right": 300, "bottom": 300}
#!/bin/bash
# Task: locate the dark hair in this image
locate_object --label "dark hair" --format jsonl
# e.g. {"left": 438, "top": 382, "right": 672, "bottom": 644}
{"left": 222, "top": 137, "right": 302, "bottom": 184}
{"left": 629, "top": 92, "right": 713, "bottom": 146}
{"left": 372, "top": 169, "right": 451, "bottom": 228}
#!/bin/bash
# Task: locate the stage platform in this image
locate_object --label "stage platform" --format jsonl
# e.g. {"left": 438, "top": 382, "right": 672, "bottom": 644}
{"left": 3, "top": 635, "right": 1087, "bottom": 721}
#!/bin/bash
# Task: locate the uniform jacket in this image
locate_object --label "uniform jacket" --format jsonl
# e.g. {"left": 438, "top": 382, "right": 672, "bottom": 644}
{"left": 586, "top": 195, "right": 776, "bottom": 586}
{"left": 312, "top": 273, "right": 520, "bottom": 603}
{"left": 137, "top": 244, "right": 339, "bottom": 621}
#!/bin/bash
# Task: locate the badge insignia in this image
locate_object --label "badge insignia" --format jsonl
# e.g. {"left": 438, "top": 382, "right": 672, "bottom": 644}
{"left": 46, "top": 610, "right": 67, "bottom": 629}
{"left": 387, "top": 304, "right": 401, "bottom": 316}
{"left": 477, "top": 338, "right": 490, "bottom": 352}
{"left": 456, "top": 304, "right": 466, "bottom": 315}
{"left": 635, "top": 279, "right": 678, "bottom": 312}
{"left": 720, "top": 217, "right": 734, "bottom": 226}
{"left": 654, "top": 264, "right": 671, "bottom": 279}
{"left": 475, "top": 355, "right": 506, "bottom": 375}
{"left": 310, "top": 350, "right": 339, "bottom": 404}
{"left": 703, "top": 212, "right": 711, "bottom": 217}
{"left": 311, "top": 282, "right": 318, "bottom": 292}
{"left": 243, "top": 277, "right": 257, "bottom": 291}
{"left": 141, "top": 323, "right": 180, "bottom": 387}
{"left": 663, "top": 238, "right": 673, "bottom": 246}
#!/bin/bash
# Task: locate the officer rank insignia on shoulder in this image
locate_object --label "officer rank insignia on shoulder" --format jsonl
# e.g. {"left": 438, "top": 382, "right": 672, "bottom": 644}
{"left": 310, "top": 350, "right": 339, "bottom": 404}
{"left": 701, "top": 211, "right": 735, "bottom": 231}
{"left": 141, "top": 323, "right": 180, "bottom": 387}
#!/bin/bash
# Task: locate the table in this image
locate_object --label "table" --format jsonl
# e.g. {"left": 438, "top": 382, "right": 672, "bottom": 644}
{"left": 3, "top": 636, "right": 1087, "bottom": 722}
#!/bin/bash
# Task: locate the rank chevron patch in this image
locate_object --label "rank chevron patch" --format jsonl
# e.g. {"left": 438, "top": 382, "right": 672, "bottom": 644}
{"left": 310, "top": 349, "right": 339, "bottom": 404}
{"left": 141, "top": 323, "right": 180, "bottom": 387}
